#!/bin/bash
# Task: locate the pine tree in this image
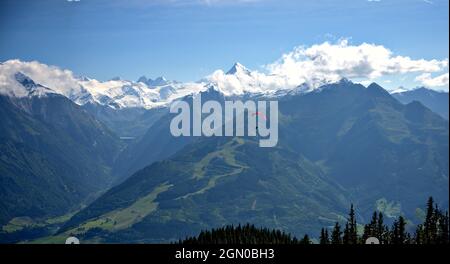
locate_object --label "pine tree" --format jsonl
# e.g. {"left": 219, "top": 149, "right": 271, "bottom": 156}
{"left": 390, "top": 216, "right": 407, "bottom": 244}
{"left": 348, "top": 204, "right": 358, "bottom": 244}
{"left": 377, "top": 212, "right": 387, "bottom": 244}
{"left": 319, "top": 228, "right": 325, "bottom": 244}
{"left": 391, "top": 219, "right": 399, "bottom": 244}
{"left": 362, "top": 224, "right": 371, "bottom": 242}
{"left": 331, "top": 222, "right": 342, "bottom": 244}
{"left": 383, "top": 225, "right": 391, "bottom": 245}
{"left": 398, "top": 216, "right": 407, "bottom": 244}
{"left": 362, "top": 211, "right": 378, "bottom": 241}
{"left": 435, "top": 208, "right": 450, "bottom": 244}
{"left": 319, "top": 228, "right": 330, "bottom": 244}
{"left": 300, "top": 234, "right": 311, "bottom": 244}
{"left": 343, "top": 222, "right": 350, "bottom": 244}
{"left": 424, "top": 196, "right": 438, "bottom": 244}
{"left": 414, "top": 224, "right": 424, "bottom": 244}
{"left": 439, "top": 211, "right": 449, "bottom": 244}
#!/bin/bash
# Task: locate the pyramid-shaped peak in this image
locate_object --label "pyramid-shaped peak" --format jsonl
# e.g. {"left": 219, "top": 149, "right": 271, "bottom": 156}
{"left": 148, "top": 76, "right": 169, "bottom": 86}
{"left": 367, "top": 82, "right": 392, "bottom": 98}
{"left": 367, "top": 82, "right": 386, "bottom": 92}
{"left": 337, "top": 77, "right": 353, "bottom": 84}
{"left": 14, "top": 72, "right": 56, "bottom": 96}
{"left": 226, "top": 62, "right": 251, "bottom": 75}
{"left": 137, "top": 76, "right": 148, "bottom": 83}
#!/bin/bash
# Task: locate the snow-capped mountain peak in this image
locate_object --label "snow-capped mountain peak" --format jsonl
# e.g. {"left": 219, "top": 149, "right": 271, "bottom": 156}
{"left": 76, "top": 76, "right": 91, "bottom": 82}
{"left": 226, "top": 62, "right": 251, "bottom": 75}
{"left": 137, "top": 76, "right": 170, "bottom": 87}
{"left": 137, "top": 76, "right": 148, "bottom": 84}
{"left": 14, "top": 72, "right": 36, "bottom": 89}
{"left": 148, "top": 76, "right": 169, "bottom": 87}
{"left": 14, "top": 72, "right": 57, "bottom": 97}
{"left": 390, "top": 86, "right": 408, "bottom": 94}
{"left": 75, "top": 75, "right": 206, "bottom": 109}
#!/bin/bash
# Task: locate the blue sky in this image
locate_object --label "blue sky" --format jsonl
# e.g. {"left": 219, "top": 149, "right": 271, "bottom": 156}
{"left": 0, "top": 0, "right": 448, "bottom": 90}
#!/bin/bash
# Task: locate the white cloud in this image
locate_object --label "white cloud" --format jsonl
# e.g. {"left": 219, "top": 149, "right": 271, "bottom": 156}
{"left": 0, "top": 60, "right": 82, "bottom": 98}
{"left": 265, "top": 39, "right": 448, "bottom": 89}
{"left": 0, "top": 60, "right": 81, "bottom": 96}
{"left": 205, "top": 63, "right": 293, "bottom": 96}
{"left": 415, "top": 72, "right": 449, "bottom": 87}
{"left": 206, "top": 40, "right": 448, "bottom": 94}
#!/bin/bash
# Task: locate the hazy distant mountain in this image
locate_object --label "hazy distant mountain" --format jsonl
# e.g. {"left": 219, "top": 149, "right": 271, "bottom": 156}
{"left": 393, "top": 87, "right": 449, "bottom": 120}
{"left": 112, "top": 87, "right": 223, "bottom": 181}
{"left": 81, "top": 102, "right": 167, "bottom": 139}
{"left": 60, "top": 80, "right": 448, "bottom": 243}
{"left": 137, "top": 76, "right": 171, "bottom": 87}
{"left": 0, "top": 73, "right": 122, "bottom": 227}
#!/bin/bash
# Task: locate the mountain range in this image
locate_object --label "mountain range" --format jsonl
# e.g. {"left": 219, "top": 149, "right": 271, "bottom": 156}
{"left": 55, "top": 79, "right": 448, "bottom": 243}
{"left": 393, "top": 87, "right": 449, "bottom": 120}
{"left": 0, "top": 73, "right": 122, "bottom": 229}
{"left": 0, "top": 62, "right": 448, "bottom": 243}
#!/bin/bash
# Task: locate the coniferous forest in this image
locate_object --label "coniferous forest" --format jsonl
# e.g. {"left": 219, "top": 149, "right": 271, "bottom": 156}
{"left": 181, "top": 197, "right": 449, "bottom": 245}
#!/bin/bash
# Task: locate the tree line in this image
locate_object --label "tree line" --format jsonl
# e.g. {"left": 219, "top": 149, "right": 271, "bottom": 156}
{"left": 180, "top": 197, "right": 449, "bottom": 244}
{"left": 181, "top": 223, "right": 311, "bottom": 244}
{"left": 320, "top": 196, "right": 449, "bottom": 244}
